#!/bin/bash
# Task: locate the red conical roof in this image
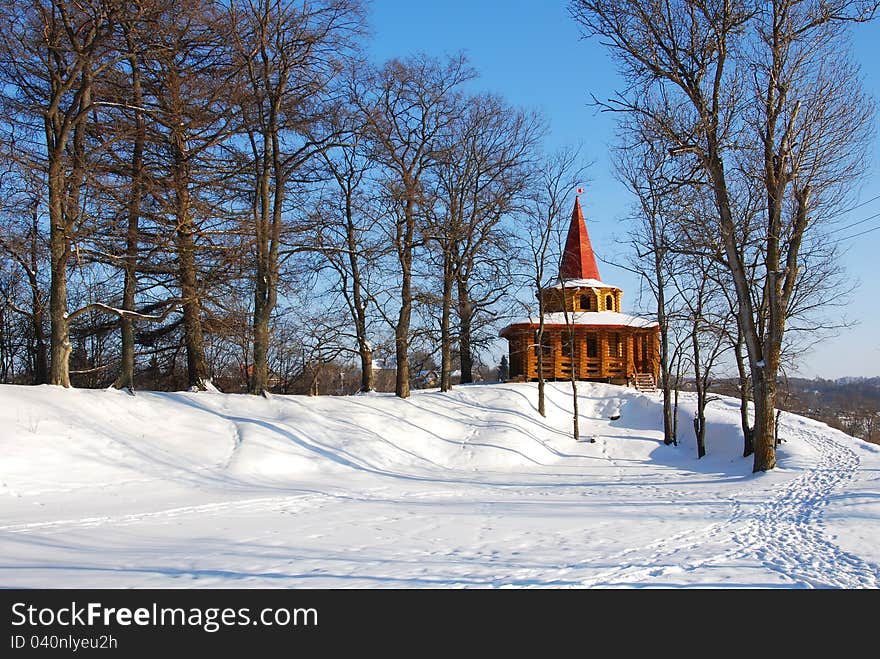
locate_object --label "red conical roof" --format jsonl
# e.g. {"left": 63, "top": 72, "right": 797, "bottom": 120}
{"left": 559, "top": 195, "right": 601, "bottom": 281}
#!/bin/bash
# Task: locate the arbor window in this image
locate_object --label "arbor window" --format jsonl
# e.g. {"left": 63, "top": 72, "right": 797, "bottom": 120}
{"left": 610, "top": 333, "right": 622, "bottom": 357}
{"left": 606, "top": 294, "right": 614, "bottom": 311}
{"left": 580, "top": 295, "right": 591, "bottom": 310}
{"left": 586, "top": 334, "right": 598, "bottom": 358}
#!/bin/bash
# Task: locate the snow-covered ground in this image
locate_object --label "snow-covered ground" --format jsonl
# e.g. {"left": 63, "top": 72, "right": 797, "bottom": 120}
{"left": 1, "top": 380, "right": 878, "bottom": 588}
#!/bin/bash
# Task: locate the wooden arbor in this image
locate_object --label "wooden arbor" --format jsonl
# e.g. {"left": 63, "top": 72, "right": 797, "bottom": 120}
{"left": 500, "top": 195, "right": 659, "bottom": 385}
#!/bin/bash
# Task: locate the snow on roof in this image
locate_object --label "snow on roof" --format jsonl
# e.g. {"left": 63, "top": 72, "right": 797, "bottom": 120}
{"left": 546, "top": 278, "right": 621, "bottom": 290}
{"left": 501, "top": 310, "right": 659, "bottom": 331}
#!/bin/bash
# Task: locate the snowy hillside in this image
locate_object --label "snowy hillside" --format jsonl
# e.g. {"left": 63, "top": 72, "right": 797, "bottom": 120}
{"left": 1, "top": 381, "right": 878, "bottom": 588}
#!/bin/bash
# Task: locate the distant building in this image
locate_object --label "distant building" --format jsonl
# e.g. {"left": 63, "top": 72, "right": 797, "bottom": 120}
{"left": 415, "top": 369, "right": 462, "bottom": 389}
{"left": 500, "top": 193, "right": 659, "bottom": 387}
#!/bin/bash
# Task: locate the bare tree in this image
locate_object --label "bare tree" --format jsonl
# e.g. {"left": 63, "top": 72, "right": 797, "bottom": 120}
{"left": 140, "top": 0, "right": 239, "bottom": 390}
{"left": 424, "top": 93, "right": 541, "bottom": 392}
{"left": 520, "top": 148, "right": 588, "bottom": 417}
{"left": 0, "top": 0, "right": 123, "bottom": 386}
{"left": 569, "top": 0, "right": 877, "bottom": 471}
{"left": 317, "top": 78, "right": 383, "bottom": 394}
{"left": 614, "top": 131, "right": 696, "bottom": 446}
{"left": 558, "top": 279, "right": 583, "bottom": 441}
{"left": 93, "top": 0, "right": 160, "bottom": 392}
{"left": 0, "top": 167, "right": 49, "bottom": 384}
{"left": 229, "top": 0, "right": 364, "bottom": 396}
{"left": 452, "top": 96, "right": 543, "bottom": 388}
{"left": 360, "top": 53, "right": 475, "bottom": 398}
{"left": 672, "top": 249, "right": 731, "bottom": 458}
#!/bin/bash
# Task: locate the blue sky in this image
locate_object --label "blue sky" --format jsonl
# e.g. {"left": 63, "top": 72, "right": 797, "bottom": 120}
{"left": 365, "top": 1, "right": 880, "bottom": 380}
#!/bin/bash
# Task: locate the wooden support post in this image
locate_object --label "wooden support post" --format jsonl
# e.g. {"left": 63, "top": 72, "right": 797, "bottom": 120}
{"left": 524, "top": 330, "right": 537, "bottom": 380}
{"left": 553, "top": 330, "right": 562, "bottom": 380}
{"left": 625, "top": 333, "right": 634, "bottom": 382}
{"left": 648, "top": 330, "right": 660, "bottom": 382}
{"left": 578, "top": 329, "right": 587, "bottom": 378}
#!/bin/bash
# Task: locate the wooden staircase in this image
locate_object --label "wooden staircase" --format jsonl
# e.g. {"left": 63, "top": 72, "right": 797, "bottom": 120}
{"left": 632, "top": 372, "right": 656, "bottom": 393}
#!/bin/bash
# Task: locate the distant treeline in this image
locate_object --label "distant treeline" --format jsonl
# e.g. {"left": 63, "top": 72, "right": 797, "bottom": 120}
{"left": 706, "top": 377, "right": 880, "bottom": 445}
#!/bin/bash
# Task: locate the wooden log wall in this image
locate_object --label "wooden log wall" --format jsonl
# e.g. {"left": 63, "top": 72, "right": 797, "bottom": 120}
{"left": 505, "top": 326, "right": 658, "bottom": 382}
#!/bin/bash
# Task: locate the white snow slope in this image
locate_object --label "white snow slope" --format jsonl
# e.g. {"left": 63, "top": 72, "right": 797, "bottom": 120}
{"left": 1, "top": 381, "right": 878, "bottom": 588}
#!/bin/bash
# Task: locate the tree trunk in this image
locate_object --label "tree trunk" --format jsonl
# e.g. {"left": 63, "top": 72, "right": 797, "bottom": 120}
{"left": 649, "top": 227, "right": 674, "bottom": 446}
{"left": 751, "top": 369, "right": 777, "bottom": 471}
{"left": 173, "top": 152, "right": 208, "bottom": 390}
{"left": 395, "top": 302, "right": 411, "bottom": 398}
{"left": 250, "top": 116, "right": 281, "bottom": 396}
{"left": 536, "top": 311, "right": 546, "bottom": 418}
{"left": 440, "top": 254, "right": 454, "bottom": 392}
{"left": 395, "top": 199, "right": 415, "bottom": 399}
{"left": 250, "top": 174, "right": 272, "bottom": 396}
{"left": 345, "top": 187, "right": 373, "bottom": 393}
{"left": 660, "top": 364, "right": 674, "bottom": 445}
{"left": 568, "top": 326, "right": 580, "bottom": 442}
{"left": 733, "top": 332, "right": 754, "bottom": 457}
{"left": 694, "top": 411, "right": 706, "bottom": 459}
{"left": 655, "top": 277, "right": 674, "bottom": 446}
{"left": 359, "top": 342, "right": 373, "bottom": 393}
{"left": 115, "top": 35, "right": 145, "bottom": 392}
{"left": 48, "top": 256, "right": 70, "bottom": 387}
{"left": 705, "top": 150, "right": 775, "bottom": 472}
{"left": 177, "top": 224, "right": 208, "bottom": 390}
{"left": 29, "top": 207, "right": 48, "bottom": 385}
{"left": 537, "top": 371, "right": 545, "bottom": 416}
{"left": 47, "top": 157, "right": 71, "bottom": 387}
{"left": 47, "top": 74, "right": 90, "bottom": 388}
{"left": 456, "top": 277, "right": 474, "bottom": 384}
{"left": 251, "top": 290, "right": 271, "bottom": 394}
{"left": 672, "top": 378, "right": 680, "bottom": 446}
{"left": 116, "top": 271, "right": 136, "bottom": 390}
{"left": 0, "top": 315, "right": 9, "bottom": 382}
{"left": 39, "top": 6, "right": 101, "bottom": 389}
{"left": 691, "top": 308, "right": 706, "bottom": 459}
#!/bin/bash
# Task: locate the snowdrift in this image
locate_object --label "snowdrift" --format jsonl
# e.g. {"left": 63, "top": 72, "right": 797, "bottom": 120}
{"left": 1, "top": 381, "right": 878, "bottom": 588}
{"left": 0, "top": 381, "right": 758, "bottom": 495}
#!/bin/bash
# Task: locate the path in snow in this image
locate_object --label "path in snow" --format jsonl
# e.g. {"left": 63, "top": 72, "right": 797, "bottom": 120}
{"left": 577, "top": 418, "right": 880, "bottom": 588}
{"left": 0, "top": 493, "right": 332, "bottom": 535}
{"left": 727, "top": 426, "right": 878, "bottom": 588}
